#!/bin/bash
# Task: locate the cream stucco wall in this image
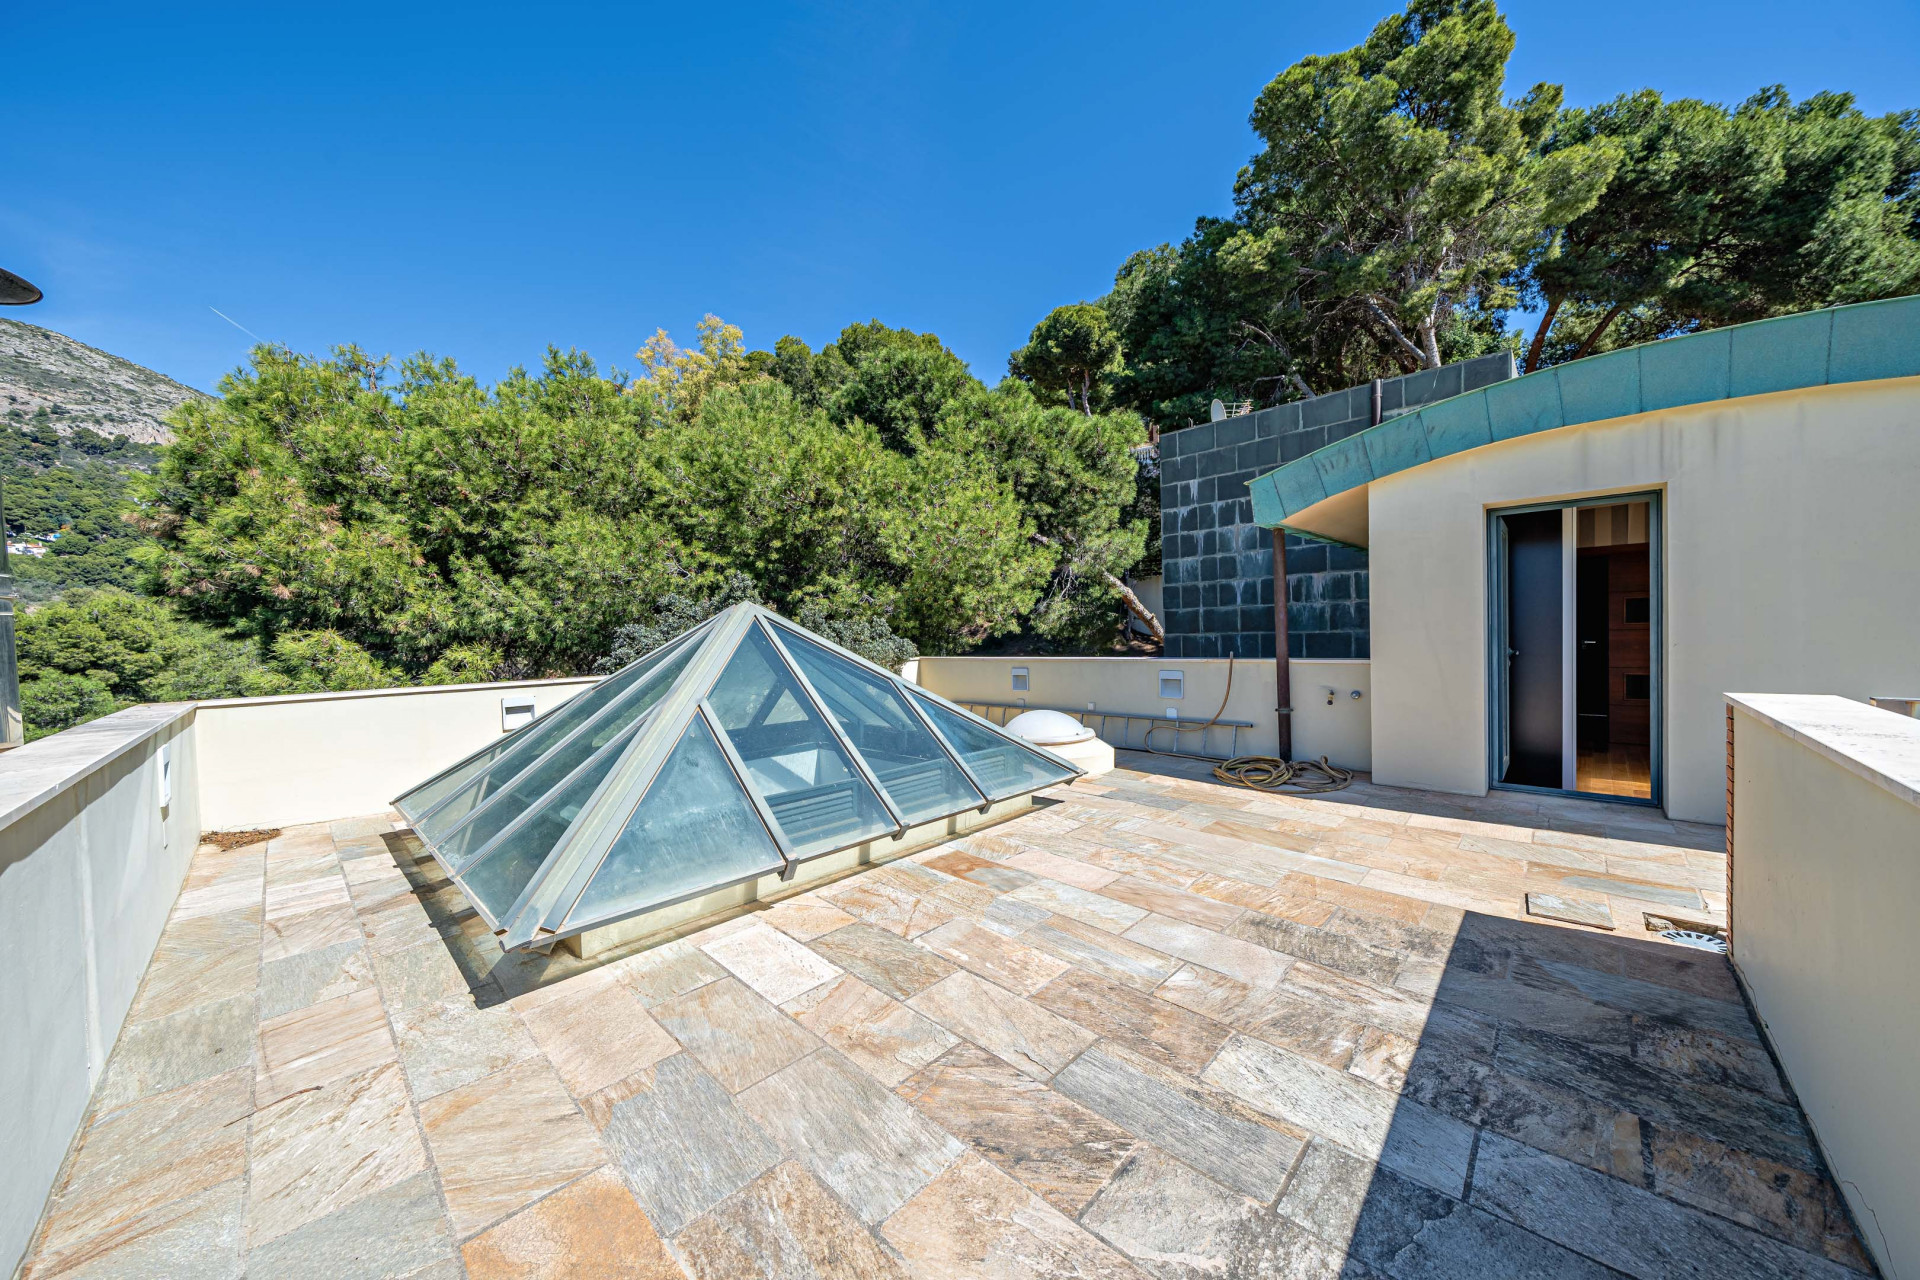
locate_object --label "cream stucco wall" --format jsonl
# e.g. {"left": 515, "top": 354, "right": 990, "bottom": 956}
{"left": 1367, "top": 377, "right": 1920, "bottom": 823}
{"left": 913, "top": 656, "right": 1372, "bottom": 772}
{"left": 195, "top": 676, "right": 598, "bottom": 830}
{"left": 0, "top": 706, "right": 202, "bottom": 1278}
{"left": 1727, "top": 696, "right": 1920, "bottom": 1275}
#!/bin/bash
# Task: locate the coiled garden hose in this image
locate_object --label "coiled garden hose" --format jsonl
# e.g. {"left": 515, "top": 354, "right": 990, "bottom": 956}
{"left": 1212, "top": 755, "right": 1354, "bottom": 794}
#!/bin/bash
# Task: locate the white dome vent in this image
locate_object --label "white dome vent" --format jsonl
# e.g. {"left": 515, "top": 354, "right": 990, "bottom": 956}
{"left": 1004, "top": 708, "right": 1097, "bottom": 746}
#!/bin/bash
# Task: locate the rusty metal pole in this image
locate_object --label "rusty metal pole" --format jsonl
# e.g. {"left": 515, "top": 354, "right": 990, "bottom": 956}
{"left": 1272, "top": 528, "right": 1292, "bottom": 761}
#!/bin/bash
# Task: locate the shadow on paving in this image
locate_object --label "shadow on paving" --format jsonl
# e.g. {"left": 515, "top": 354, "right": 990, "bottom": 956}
{"left": 1277, "top": 911, "right": 1880, "bottom": 1278}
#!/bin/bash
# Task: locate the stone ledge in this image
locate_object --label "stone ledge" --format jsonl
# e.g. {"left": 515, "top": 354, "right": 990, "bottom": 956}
{"left": 1726, "top": 693, "right": 1920, "bottom": 811}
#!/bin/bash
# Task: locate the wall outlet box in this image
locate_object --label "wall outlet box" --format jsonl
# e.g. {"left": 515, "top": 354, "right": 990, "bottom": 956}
{"left": 502, "top": 696, "right": 538, "bottom": 732}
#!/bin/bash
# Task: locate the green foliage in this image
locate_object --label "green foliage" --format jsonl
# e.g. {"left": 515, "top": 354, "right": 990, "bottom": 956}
{"left": 1009, "top": 304, "right": 1124, "bottom": 414}
{"left": 3, "top": 421, "right": 156, "bottom": 600}
{"left": 1236, "top": 0, "right": 1617, "bottom": 374}
{"left": 1526, "top": 88, "right": 1920, "bottom": 368}
{"left": 762, "top": 321, "right": 976, "bottom": 450}
{"left": 934, "top": 382, "right": 1148, "bottom": 647}
{"left": 268, "top": 630, "right": 397, "bottom": 692}
{"left": 20, "top": 672, "right": 117, "bottom": 742}
{"left": 794, "top": 600, "right": 918, "bottom": 670}
{"left": 590, "top": 573, "right": 918, "bottom": 673}
{"left": 145, "top": 334, "right": 1153, "bottom": 675}
{"left": 1079, "top": 0, "right": 1918, "bottom": 426}
{"left": 421, "top": 643, "right": 507, "bottom": 686}
{"left": 595, "top": 572, "right": 766, "bottom": 673}
{"left": 146, "top": 344, "right": 681, "bottom": 677}
{"left": 16, "top": 588, "right": 202, "bottom": 700}
{"left": 11, "top": 589, "right": 297, "bottom": 736}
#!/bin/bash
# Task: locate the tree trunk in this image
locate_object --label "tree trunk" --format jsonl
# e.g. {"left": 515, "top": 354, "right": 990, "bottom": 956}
{"left": 1030, "top": 531, "right": 1166, "bottom": 644}
{"left": 1524, "top": 294, "right": 1563, "bottom": 373}
{"left": 1419, "top": 319, "right": 1442, "bottom": 370}
{"left": 1571, "top": 302, "right": 1627, "bottom": 362}
{"left": 1288, "top": 372, "right": 1316, "bottom": 400}
{"left": 1106, "top": 571, "right": 1165, "bottom": 645}
{"left": 1363, "top": 298, "right": 1431, "bottom": 370}
{"left": 1081, "top": 370, "right": 1094, "bottom": 417}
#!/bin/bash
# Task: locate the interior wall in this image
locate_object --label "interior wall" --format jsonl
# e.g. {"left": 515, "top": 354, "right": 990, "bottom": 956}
{"left": 1367, "top": 376, "right": 1920, "bottom": 823}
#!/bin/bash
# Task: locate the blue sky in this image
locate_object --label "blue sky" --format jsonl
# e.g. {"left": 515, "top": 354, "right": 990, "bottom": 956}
{"left": 6, "top": 0, "right": 1915, "bottom": 394}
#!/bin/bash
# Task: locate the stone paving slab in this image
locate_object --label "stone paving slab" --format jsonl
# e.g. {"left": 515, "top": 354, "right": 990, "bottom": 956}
{"left": 16, "top": 761, "right": 1876, "bottom": 1279}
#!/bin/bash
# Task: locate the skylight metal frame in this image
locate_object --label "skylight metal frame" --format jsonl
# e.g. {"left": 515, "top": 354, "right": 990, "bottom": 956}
{"left": 392, "top": 603, "right": 1083, "bottom": 952}
{"left": 393, "top": 616, "right": 718, "bottom": 833}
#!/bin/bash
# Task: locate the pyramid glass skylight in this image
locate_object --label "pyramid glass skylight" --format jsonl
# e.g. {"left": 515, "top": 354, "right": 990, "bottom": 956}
{"left": 394, "top": 604, "right": 1081, "bottom": 949}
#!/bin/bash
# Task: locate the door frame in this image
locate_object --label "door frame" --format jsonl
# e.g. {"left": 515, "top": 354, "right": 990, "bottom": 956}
{"left": 1485, "top": 489, "right": 1663, "bottom": 809}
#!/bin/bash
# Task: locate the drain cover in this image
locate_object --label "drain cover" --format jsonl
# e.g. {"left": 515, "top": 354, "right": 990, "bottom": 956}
{"left": 1662, "top": 929, "right": 1728, "bottom": 954}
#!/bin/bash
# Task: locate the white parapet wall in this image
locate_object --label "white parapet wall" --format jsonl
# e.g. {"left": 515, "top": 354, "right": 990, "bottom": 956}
{"left": 0, "top": 704, "right": 201, "bottom": 1279}
{"left": 1727, "top": 693, "right": 1920, "bottom": 1275}
{"left": 0, "top": 674, "right": 603, "bottom": 1274}
{"left": 913, "top": 656, "right": 1371, "bottom": 772}
{"left": 195, "top": 676, "right": 599, "bottom": 830}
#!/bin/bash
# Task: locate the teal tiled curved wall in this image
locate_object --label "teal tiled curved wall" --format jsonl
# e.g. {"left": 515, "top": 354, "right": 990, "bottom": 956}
{"left": 1248, "top": 295, "right": 1920, "bottom": 528}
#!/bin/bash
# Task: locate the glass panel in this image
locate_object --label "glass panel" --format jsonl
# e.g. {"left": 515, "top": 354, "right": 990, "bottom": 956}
{"left": 707, "top": 628, "right": 894, "bottom": 856}
{"left": 773, "top": 626, "right": 984, "bottom": 823}
{"left": 566, "top": 716, "right": 785, "bottom": 925}
{"left": 416, "top": 642, "right": 694, "bottom": 848}
{"left": 435, "top": 647, "right": 691, "bottom": 868}
{"left": 909, "top": 690, "right": 1077, "bottom": 799}
{"left": 456, "top": 719, "right": 642, "bottom": 920}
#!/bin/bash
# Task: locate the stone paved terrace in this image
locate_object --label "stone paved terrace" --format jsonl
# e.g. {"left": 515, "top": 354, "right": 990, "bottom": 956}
{"left": 19, "top": 755, "right": 1874, "bottom": 1279}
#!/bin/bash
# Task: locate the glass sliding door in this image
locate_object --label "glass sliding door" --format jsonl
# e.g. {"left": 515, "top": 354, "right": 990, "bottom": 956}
{"left": 1488, "top": 493, "right": 1661, "bottom": 806}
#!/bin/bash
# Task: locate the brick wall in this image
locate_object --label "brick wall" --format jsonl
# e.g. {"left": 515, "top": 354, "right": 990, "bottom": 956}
{"left": 1158, "top": 353, "right": 1513, "bottom": 660}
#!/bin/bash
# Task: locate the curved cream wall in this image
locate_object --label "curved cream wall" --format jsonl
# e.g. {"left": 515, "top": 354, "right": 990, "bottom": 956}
{"left": 1367, "top": 376, "right": 1920, "bottom": 823}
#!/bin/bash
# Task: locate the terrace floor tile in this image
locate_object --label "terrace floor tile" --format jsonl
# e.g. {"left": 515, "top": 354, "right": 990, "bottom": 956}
{"left": 393, "top": 994, "right": 540, "bottom": 1102}
{"left": 782, "top": 974, "right": 957, "bottom": 1087}
{"left": 514, "top": 979, "right": 679, "bottom": 1098}
{"left": 806, "top": 921, "right": 956, "bottom": 1001}
{"left": 673, "top": 1160, "right": 908, "bottom": 1280}
{"left": 650, "top": 977, "right": 820, "bottom": 1094}
{"left": 907, "top": 970, "right": 1097, "bottom": 1081}
{"left": 416, "top": 1056, "right": 605, "bottom": 1239}
{"left": 736, "top": 1048, "right": 965, "bottom": 1225}
{"left": 879, "top": 1154, "right": 1149, "bottom": 1280}
{"left": 245, "top": 1060, "right": 426, "bottom": 1248}
{"left": 460, "top": 1166, "right": 679, "bottom": 1280}
{"left": 34, "top": 1069, "right": 252, "bottom": 1272}
{"left": 592, "top": 1053, "right": 784, "bottom": 1238}
{"left": 256, "top": 985, "right": 396, "bottom": 1097}
{"left": 895, "top": 1044, "right": 1135, "bottom": 1216}
{"left": 25, "top": 755, "right": 1871, "bottom": 1280}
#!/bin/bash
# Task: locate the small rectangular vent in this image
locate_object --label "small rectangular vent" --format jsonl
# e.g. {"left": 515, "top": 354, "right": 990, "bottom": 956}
{"left": 1011, "top": 667, "right": 1029, "bottom": 692}
{"left": 1159, "top": 670, "right": 1184, "bottom": 699}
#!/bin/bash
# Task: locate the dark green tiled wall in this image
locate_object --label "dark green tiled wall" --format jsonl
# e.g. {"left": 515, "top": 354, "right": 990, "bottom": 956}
{"left": 1159, "top": 354, "right": 1513, "bottom": 660}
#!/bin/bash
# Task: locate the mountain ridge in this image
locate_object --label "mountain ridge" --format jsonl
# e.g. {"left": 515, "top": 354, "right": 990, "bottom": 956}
{"left": 0, "top": 318, "right": 205, "bottom": 445}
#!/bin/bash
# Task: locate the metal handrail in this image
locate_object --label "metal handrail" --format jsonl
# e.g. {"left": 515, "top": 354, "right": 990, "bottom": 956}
{"left": 954, "top": 700, "right": 1256, "bottom": 762}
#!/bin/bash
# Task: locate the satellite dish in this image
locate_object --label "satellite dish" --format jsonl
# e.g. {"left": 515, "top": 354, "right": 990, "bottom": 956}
{"left": 0, "top": 268, "right": 42, "bottom": 306}
{"left": 1209, "top": 398, "right": 1226, "bottom": 422}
